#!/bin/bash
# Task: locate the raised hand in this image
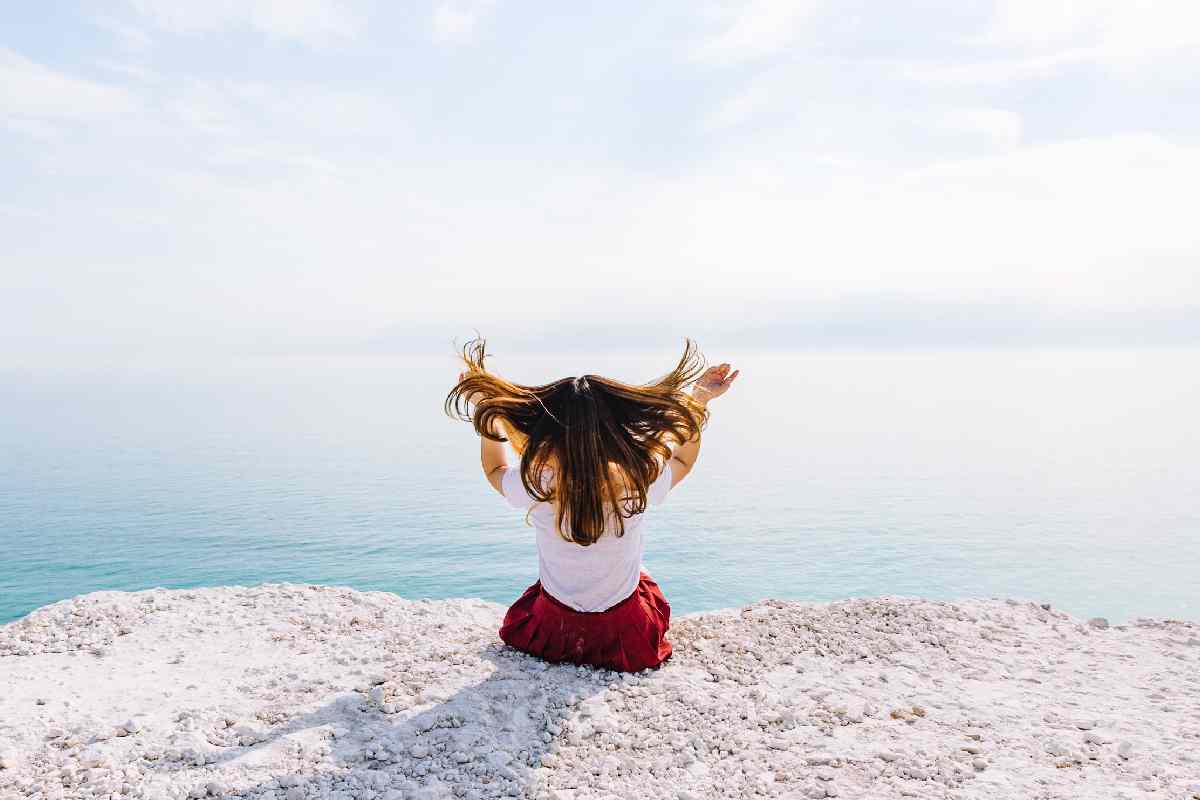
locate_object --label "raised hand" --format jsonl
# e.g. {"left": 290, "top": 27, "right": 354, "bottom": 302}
{"left": 458, "top": 371, "right": 486, "bottom": 405}
{"left": 692, "top": 363, "right": 739, "bottom": 404}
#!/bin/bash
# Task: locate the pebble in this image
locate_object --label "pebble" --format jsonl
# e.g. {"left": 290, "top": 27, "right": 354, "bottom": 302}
{"left": 1118, "top": 741, "right": 1133, "bottom": 759}
{"left": 1088, "top": 618, "right": 1110, "bottom": 630}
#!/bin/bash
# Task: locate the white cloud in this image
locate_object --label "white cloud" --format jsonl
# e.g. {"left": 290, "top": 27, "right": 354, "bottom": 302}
{"left": 933, "top": 108, "right": 1023, "bottom": 148}
{"left": 431, "top": 1, "right": 496, "bottom": 44}
{"left": 0, "top": 48, "right": 140, "bottom": 120}
{"left": 898, "top": 49, "right": 1092, "bottom": 86}
{"left": 984, "top": 0, "right": 1200, "bottom": 53}
{"left": 692, "top": 0, "right": 824, "bottom": 65}
{"left": 575, "top": 134, "right": 1200, "bottom": 308}
{"left": 162, "top": 80, "right": 406, "bottom": 140}
{"left": 978, "top": 0, "right": 1200, "bottom": 71}
{"left": 91, "top": 15, "right": 154, "bottom": 51}
{"left": 702, "top": 78, "right": 778, "bottom": 130}
{"left": 127, "top": 0, "right": 360, "bottom": 43}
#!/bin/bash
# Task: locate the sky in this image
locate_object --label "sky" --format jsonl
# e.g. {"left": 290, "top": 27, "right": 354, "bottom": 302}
{"left": 3, "top": 0, "right": 1199, "bottom": 367}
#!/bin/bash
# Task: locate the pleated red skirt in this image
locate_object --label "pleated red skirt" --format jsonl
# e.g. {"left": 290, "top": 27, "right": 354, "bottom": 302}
{"left": 498, "top": 571, "right": 673, "bottom": 673}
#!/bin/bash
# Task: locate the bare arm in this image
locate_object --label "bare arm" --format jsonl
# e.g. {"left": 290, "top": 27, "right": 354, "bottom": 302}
{"left": 669, "top": 362, "right": 739, "bottom": 488}
{"left": 460, "top": 370, "right": 509, "bottom": 495}
{"left": 480, "top": 423, "right": 508, "bottom": 495}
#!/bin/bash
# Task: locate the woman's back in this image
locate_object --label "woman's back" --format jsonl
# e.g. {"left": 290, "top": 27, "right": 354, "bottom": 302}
{"left": 499, "top": 461, "right": 674, "bottom": 612}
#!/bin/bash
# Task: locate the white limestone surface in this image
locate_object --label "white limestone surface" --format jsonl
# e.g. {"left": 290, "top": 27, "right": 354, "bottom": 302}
{"left": 1, "top": 584, "right": 1198, "bottom": 799}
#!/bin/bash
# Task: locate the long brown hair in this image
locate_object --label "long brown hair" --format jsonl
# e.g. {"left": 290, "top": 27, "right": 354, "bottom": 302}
{"left": 445, "top": 338, "right": 708, "bottom": 545}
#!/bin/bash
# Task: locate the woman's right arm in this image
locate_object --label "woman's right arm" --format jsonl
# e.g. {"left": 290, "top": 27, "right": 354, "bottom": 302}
{"left": 669, "top": 362, "right": 738, "bottom": 488}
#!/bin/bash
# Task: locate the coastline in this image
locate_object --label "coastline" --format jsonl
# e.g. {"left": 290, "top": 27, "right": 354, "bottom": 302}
{"left": 1, "top": 584, "right": 1197, "bottom": 799}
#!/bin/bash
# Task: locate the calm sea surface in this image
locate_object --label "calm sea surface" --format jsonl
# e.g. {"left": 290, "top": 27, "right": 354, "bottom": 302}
{"left": 2, "top": 349, "right": 1197, "bottom": 625}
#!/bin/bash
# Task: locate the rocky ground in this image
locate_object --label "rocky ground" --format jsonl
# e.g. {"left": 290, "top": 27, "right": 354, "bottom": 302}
{"left": 1, "top": 584, "right": 1198, "bottom": 799}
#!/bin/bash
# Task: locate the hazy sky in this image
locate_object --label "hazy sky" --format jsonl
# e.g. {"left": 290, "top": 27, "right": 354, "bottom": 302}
{"left": 3, "top": 1, "right": 1199, "bottom": 366}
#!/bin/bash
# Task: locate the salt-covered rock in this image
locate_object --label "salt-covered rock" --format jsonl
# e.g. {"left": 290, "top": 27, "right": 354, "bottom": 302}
{"left": 0, "top": 586, "right": 1196, "bottom": 800}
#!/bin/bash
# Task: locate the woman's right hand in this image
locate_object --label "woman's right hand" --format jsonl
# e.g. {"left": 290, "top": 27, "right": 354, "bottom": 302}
{"left": 692, "top": 363, "right": 739, "bottom": 404}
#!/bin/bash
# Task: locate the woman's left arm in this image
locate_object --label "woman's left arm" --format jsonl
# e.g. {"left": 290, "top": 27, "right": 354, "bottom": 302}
{"left": 480, "top": 425, "right": 507, "bottom": 495}
{"left": 460, "top": 370, "right": 508, "bottom": 494}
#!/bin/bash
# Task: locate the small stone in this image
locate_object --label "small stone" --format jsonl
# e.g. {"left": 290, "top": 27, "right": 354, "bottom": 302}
{"left": 962, "top": 744, "right": 982, "bottom": 755}
{"left": 911, "top": 706, "right": 927, "bottom": 718}
{"left": 1087, "top": 617, "right": 1109, "bottom": 630}
{"left": 206, "top": 781, "right": 227, "bottom": 796}
{"left": 1040, "top": 603, "right": 1051, "bottom": 611}
{"left": 1075, "top": 720, "right": 1096, "bottom": 731}
{"left": 1118, "top": 741, "right": 1133, "bottom": 759}
{"left": 1083, "top": 732, "right": 1105, "bottom": 745}
{"left": 824, "top": 783, "right": 840, "bottom": 798}
{"left": 972, "top": 758, "right": 987, "bottom": 771}
{"left": 878, "top": 752, "right": 901, "bottom": 762}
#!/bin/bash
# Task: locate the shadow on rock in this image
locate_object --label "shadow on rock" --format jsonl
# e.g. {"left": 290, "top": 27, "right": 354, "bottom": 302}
{"left": 146, "top": 642, "right": 612, "bottom": 800}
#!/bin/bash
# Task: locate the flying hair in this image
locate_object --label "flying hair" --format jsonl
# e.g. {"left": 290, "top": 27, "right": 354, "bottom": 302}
{"left": 445, "top": 338, "right": 709, "bottom": 545}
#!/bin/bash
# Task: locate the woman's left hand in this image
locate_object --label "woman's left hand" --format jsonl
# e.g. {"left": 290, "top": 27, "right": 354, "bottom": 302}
{"left": 458, "top": 371, "right": 485, "bottom": 405}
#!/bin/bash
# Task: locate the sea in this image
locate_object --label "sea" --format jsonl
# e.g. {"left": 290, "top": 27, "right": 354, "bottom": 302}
{"left": 2, "top": 348, "right": 1197, "bottom": 625}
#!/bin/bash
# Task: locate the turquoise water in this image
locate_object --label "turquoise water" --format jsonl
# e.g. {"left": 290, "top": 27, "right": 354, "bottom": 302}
{"left": 2, "top": 349, "right": 1197, "bottom": 625}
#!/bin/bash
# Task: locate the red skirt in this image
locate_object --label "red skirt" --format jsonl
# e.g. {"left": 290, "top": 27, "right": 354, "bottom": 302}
{"left": 498, "top": 571, "right": 673, "bottom": 673}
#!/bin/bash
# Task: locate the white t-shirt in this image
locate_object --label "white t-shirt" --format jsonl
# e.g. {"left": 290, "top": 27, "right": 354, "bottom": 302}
{"left": 500, "top": 461, "right": 673, "bottom": 612}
